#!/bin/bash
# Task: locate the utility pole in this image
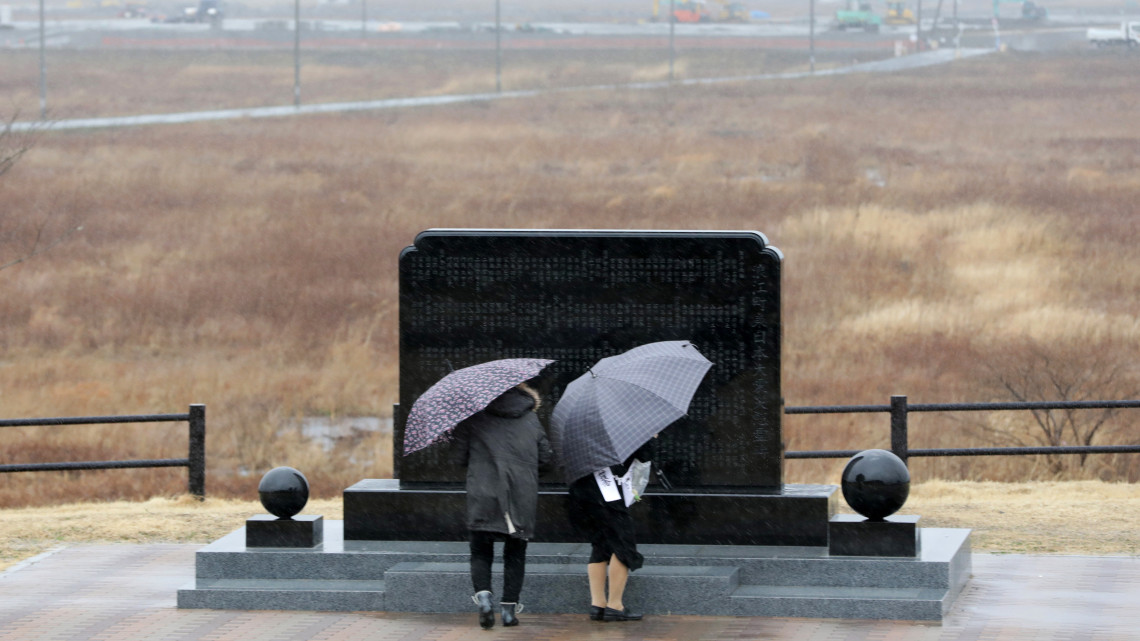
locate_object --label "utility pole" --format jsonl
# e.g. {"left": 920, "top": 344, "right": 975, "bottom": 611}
{"left": 38, "top": 0, "right": 46, "bottom": 119}
{"left": 669, "top": 0, "right": 676, "bottom": 81}
{"left": 809, "top": 0, "right": 816, "bottom": 73}
{"left": 495, "top": 0, "right": 502, "bottom": 92}
{"left": 915, "top": 0, "right": 923, "bottom": 51}
{"left": 293, "top": 0, "right": 301, "bottom": 106}
{"left": 954, "top": 0, "right": 961, "bottom": 55}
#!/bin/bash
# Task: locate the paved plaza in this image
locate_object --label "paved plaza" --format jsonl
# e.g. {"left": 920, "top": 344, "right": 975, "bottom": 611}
{"left": 1, "top": 544, "right": 1137, "bottom": 640}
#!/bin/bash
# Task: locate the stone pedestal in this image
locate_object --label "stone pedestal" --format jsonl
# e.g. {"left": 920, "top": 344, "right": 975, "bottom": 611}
{"left": 828, "top": 514, "right": 919, "bottom": 557}
{"left": 246, "top": 514, "right": 324, "bottom": 548}
{"left": 179, "top": 521, "right": 973, "bottom": 620}
{"left": 344, "top": 479, "right": 837, "bottom": 546}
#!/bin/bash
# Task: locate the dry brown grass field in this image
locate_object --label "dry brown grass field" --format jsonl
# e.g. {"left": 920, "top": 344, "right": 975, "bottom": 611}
{"left": 2, "top": 48, "right": 1139, "bottom": 507}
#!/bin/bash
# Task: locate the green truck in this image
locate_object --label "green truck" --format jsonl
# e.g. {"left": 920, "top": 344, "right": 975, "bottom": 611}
{"left": 835, "top": 0, "right": 882, "bottom": 32}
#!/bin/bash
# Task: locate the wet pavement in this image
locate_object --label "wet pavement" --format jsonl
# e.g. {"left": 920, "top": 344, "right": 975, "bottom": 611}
{"left": 0, "top": 544, "right": 1137, "bottom": 640}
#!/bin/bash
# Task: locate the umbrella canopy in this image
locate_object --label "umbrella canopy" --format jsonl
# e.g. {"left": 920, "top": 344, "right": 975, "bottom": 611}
{"left": 402, "top": 358, "right": 554, "bottom": 455}
{"left": 550, "top": 340, "right": 713, "bottom": 483}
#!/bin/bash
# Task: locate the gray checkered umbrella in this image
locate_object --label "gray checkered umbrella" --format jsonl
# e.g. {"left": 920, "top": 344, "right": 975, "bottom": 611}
{"left": 550, "top": 341, "right": 713, "bottom": 484}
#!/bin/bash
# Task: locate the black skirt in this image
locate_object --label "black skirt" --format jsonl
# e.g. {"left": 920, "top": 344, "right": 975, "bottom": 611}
{"left": 567, "top": 473, "right": 644, "bottom": 571}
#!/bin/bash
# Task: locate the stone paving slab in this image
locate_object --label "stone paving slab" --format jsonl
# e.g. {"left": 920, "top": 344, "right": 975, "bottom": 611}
{"left": 1, "top": 544, "right": 1138, "bottom": 640}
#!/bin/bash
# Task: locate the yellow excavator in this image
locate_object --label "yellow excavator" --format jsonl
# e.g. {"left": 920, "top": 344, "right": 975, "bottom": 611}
{"left": 884, "top": 1, "right": 916, "bottom": 25}
{"left": 711, "top": 0, "right": 750, "bottom": 21}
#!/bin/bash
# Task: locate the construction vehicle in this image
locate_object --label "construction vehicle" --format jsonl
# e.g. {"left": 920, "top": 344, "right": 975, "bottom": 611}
{"left": 835, "top": 0, "right": 881, "bottom": 31}
{"left": 1020, "top": 0, "right": 1047, "bottom": 19}
{"left": 1087, "top": 21, "right": 1140, "bottom": 46}
{"left": 992, "top": 0, "right": 1047, "bottom": 20}
{"left": 171, "top": 0, "right": 221, "bottom": 22}
{"left": 651, "top": 0, "right": 749, "bottom": 22}
{"left": 883, "top": 1, "right": 915, "bottom": 25}
{"left": 652, "top": 0, "right": 705, "bottom": 22}
{"left": 118, "top": 1, "right": 148, "bottom": 17}
{"left": 711, "top": 0, "right": 750, "bottom": 22}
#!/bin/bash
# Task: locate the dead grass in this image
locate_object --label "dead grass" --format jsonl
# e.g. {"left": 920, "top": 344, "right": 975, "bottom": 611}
{"left": 0, "top": 495, "right": 343, "bottom": 572}
{"left": 2, "top": 480, "right": 1136, "bottom": 574}
{"left": 1, "top": 51, "right": 1139, "bottom": 505}
{"left": 897, "top": 480, "right": 1140, "bottom": 556}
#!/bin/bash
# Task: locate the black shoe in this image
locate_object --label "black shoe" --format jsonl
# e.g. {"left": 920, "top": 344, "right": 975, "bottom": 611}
{"left": 473, "top": 591, "right": 494, "bottom": 629}
{"left": 603, "top": 606, "right": 643, "bottom": 622}
{"left": 501, "top": 602, "right": 520, "bottom": 627}
{"left": 589, "top": 605, "right": 605, "bottom": 621}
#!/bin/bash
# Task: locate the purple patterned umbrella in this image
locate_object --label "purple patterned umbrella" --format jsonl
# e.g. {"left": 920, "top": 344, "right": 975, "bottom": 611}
{"left": 402, "top": 358, "right": 555, "bottom": 456}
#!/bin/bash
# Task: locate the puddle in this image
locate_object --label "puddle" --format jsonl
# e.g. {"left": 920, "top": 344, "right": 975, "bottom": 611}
{"left": 281, "top": 416, "right": 392, "bottom": 452}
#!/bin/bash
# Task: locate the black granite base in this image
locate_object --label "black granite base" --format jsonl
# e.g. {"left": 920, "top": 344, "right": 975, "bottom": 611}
{"left": 828, "top": 514, "right": 919, "bottom": 557}
{"left": 344, "top": 479, "right": 837, "bottom": 546}
{"left": 246, "top": 514, "right": 324, "bottom": 548}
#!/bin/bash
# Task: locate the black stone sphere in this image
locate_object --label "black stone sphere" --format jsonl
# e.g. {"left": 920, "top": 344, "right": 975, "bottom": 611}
{"left": 841, "top": 449, "right": 910, "bottom": 521}
{"left": 258, "top": 466, "right": 310, "bottom": 520}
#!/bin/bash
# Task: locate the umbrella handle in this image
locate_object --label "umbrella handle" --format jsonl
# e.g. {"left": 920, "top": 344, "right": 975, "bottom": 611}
{"left": 655, "top": 468, "right": 673, "bottom": 491}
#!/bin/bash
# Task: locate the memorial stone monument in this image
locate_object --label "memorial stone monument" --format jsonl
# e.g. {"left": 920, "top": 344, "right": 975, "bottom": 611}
{"left": 345, "top": 229, "right": 837, "bottom": 545}
{"left": 180, "top": 229, "right": 971, "bottom": 620}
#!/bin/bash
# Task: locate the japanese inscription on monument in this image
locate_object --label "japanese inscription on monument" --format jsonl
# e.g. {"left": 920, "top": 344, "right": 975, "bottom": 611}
{"left": 397, "top": 229, "right": 784, "bottom": 489}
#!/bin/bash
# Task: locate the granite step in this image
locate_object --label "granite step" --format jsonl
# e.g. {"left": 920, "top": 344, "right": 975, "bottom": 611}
{"left": 180, "top": 521, "right": 971, "bottom": 620}
{"left": 730, "top": 584, "right": 950, "bottom": 620}
{"left": 177, "top": 578, "right": 386, "bottom": 612}
{"left": 193, "top": 523, "right": 967, "bottom": 590}
{"left": 384, "top": 562, "right": 741, "bottom": 615}
{"left": 637, "top": 527, "right": 970, "bottom": 588}
{"left": 177, "top": 566, "right": 953, "bottom": 620}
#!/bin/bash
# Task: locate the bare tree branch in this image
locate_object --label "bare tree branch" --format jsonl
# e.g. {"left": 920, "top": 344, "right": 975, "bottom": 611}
{"left": 973, "top": 334, "right": 1139, "bottom": 477}
{"left": 1, "top": 114, "right": 81, "bottom": 272}
{"left": 0, "top": 222, "right": 85, "bottom": 271}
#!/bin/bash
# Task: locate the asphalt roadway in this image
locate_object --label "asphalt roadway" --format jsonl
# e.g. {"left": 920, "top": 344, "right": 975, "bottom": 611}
{"left": 0, "top": 13, "right": 1099, "bottom": 51}
{"left": 0, "top": 543, "right": 1137, "bottom": 640}
{"left": 8, "top": 48, "right": 993, "bottom": 133}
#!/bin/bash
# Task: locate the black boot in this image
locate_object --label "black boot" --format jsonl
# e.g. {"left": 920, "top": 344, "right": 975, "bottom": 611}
{"left": 472, "top": 591, "right": 494, "bottom": 629}
{"left": 501, "top": 602, "right": 521, "bottom": 626}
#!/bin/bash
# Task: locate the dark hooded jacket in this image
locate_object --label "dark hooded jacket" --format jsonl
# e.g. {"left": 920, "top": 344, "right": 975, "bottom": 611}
{"left": 451, "top": 386, "right": 554, "bottom": 539}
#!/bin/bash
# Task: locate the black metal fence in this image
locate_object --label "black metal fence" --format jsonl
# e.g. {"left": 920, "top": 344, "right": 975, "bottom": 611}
{"left": 4, "top": 396, "right": 1138, "bottom": 496}
{"left": 785, "top": 394, "right": 1140, "bottom": 462}
{"left": 0, "top": 404, "right": 206, "bottom": 498}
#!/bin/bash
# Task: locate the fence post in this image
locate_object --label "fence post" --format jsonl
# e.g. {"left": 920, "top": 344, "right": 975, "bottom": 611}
{"left": 890, "top": 395, "right": 909, "bottom": 464}
{"left": 188, "top": 404, "right": 206, "bottom": 499}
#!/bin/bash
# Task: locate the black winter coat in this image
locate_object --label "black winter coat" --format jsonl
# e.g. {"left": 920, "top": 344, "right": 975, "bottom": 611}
{"left": 451, "top": 387, "right": 554, "bottom": 539}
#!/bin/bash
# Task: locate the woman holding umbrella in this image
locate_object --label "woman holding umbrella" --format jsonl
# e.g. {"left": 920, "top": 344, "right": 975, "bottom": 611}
{"left": 451, "top": 382, "right": 553, "bottom": 629}
{"left": 567, "top": 442, "right": 653, "bottom": 622}
{"left": 551, "top": 340, "right": 713, "bottom": 623}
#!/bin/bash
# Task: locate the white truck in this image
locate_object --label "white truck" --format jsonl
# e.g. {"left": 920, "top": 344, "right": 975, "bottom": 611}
{"left": 1087, "top": 21, "right": 1140, "bottom": 47}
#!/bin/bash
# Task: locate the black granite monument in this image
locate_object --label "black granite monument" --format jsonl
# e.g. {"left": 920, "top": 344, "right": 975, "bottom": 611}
{"left": 344, "top": 229, "right": 836, "bottom": 545}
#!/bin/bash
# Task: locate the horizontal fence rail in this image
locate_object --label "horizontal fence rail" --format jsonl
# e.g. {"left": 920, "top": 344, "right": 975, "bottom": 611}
{"left": 784, "top": 395, "right": 1140, "bottom": 461}
{"left": 0, "top": 404, "right": 206, "bottom": 498}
